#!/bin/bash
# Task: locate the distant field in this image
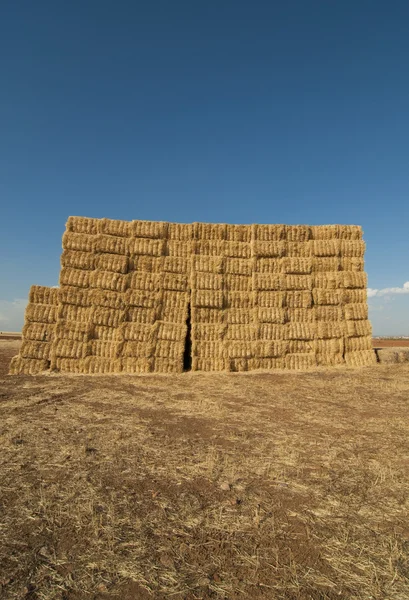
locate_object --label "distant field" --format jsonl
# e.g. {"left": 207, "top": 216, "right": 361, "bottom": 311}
{"left": 373, "top": 339, "right": 409, "bottom": 347}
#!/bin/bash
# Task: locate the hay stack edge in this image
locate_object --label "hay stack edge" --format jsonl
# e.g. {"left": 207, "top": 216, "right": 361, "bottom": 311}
{"left": 10, "top": 217, "right": 376, "bottom": 375}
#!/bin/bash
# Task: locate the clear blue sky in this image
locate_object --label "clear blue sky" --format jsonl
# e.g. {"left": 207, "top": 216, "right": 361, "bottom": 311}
{"left": 1, "top": 1, "right": 408, "bottom": 335}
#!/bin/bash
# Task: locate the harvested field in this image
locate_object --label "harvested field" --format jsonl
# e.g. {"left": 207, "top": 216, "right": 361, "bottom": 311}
{"left": 1, "top": 343, "right": 409, "bottom": 599}
{"left": 373, "top": 339, "right": 409, "bottom": 347}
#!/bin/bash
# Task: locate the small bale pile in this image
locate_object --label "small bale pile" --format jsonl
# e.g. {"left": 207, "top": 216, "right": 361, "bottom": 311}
{"left": 10, "top": 218, "right": 376, "bottom": 374}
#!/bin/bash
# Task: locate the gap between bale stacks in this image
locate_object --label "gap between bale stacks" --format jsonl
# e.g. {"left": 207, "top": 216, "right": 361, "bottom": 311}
{"left": 10, "top": 218, "right": 376, "bottom": 374}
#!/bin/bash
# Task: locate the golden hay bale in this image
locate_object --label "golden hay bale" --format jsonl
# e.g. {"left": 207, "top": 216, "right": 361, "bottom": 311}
{"left": 165, "top": 240, "right": 193, "bottom": 257}
{"left": 122, "top": 322, "right": 153, "bottom": 342}
{"left": 126, "top": 289, "right": 156, "bottom": 308}
{"left": 340, "top": 240, "right": 366, "bottom": 258}
{"left": 192, "top": 340, "right": 224, "bottom": 359}
{"left": 287, "top": 322, "right": 315, "bottom": 341}
{"left": 314, "top": 305, "right": 344, "bottom": 321}
{"left": 312, "top": 257, "right": 341, "bottom": 272}
{"left": 224, "top": 257, "right": 252, "bottom": 276}
{"left": 228, "top": 358, "right": 248, "bottom": 372}
{"left": 225, "top": 324, "right": 257, "bottom": 341}
{"left": 225, "top": 224, "right": 251, "bottom": 242}
{"left": 60, "top": 267, "right": 92, "bottom": 289}
{"left": 22, "top": 323, "right": 55, "bottom": 342}
{"left": 336, "top": 225, "right": 362, "bottom": 240}
{"left": 257, "top": 307, "right": 286, "bottom": 324}
{"left": 192, "top": 255, "right": 224, "bottom": 274}
{"left": 284, "top": 275, "right": 313, "bottom": 291}
{"left": 130, "top": 255, "right": 163, "bottom": 273}
{"left": 92, "top": 271, "right": 128, "bottom": 293}
{"left": 257, "top": 340, "right": 288, "bottom": 358}
{"left": 96, "top": 253, "right": 129, "bottom": 274}
{"left": 193, "top": 222, "right": 227, "bottom": 240}
{"left": 61, "top": 250, "right": 95, "bottom": 271}
{"left": 84, "top": 356, "right": 122, "bottom": 374}
{"left": 29, "top": 285, "right": 59, "bottom": 306}
{"left": 26, "top": 304, "right": 58, "bottom": 324}
{"left": 128, "top": 272, "right": 159, "bottom": 292}
{"left": 194, "top": 240, "right": 224, "bottom": 257}
{"left": 344, "top": 336, "right": 372, "bottom": 352}
{"left": 90, "top": 289, "right": 125, "bottom": 310}
{"left": 285, "top": 291, "right": 313, "bottom": 308}
{"left": 95, "top": 234, "right": 129, "bottom": 256}
{"left": 253, "top": 224, "right": 286, "bottom": 241}
{"left": 312, "top": 289, "right": 342, "bottom": 306}
{"left": 316, "top": 353, "right": 344, "bottom": 366}
{"left": 285, "top": 353, "right": 317, "bottom": 370}
{"left": 248, "top": 357, "right": 285, "bottom": 370}
{"left": 122, "top": 340, "right": 154, "bottom": 358}
{"left": 255, "top": 258, "right": 283, "bottom": 274}
{"left": 340, "top": 257, "right": 364, "bottom": 272}
{"left": 121, "top": 357, "right": 152, "bottom": 373}
{"left": 253, "top": 240, "right": 286, "bottom": 258}
{"left": 90, "top": 340, "right": 118, "bottom": 358}
{"left": 312, "top": 240, "right": 341, "bottom": 257}
{"left": 92, "top": 326, "right": 121, "bottom": 341}
{"left": 225, "top": 292, "right": 253, "bottom": 309}
{"left": 310, "top": 225, "right": 338, "bottom": 240}
{"left": 313, "top": 272, "right": 339, "bottom": 290}
{"left": 132, "top": 219, "right": 167, "bottom": 239}
{"left": 62, "top": 231, "right": 96, "bottom": 253}
{"left": 257, "top": 291, "right": 285, "bottom": 308}
{"left": 58, "top": 286, "right": 92, "bottom": 307}
{"left": 155, "top": 339, "right": 184, "bottom": 360}
{"left": 315, "top": 338, "right": 344, "bottom": 355}
{"left": 223, "top": 241, "right": 252, "bottom": 259}
{"left": 192, "top": 357, "right": 225, "bottom": 372}
{"left": 163, "top": 256, "right": 189, "bottom": 273}
{"left": 160, "top": 308, "right": 188, "bottom": 325}
{"left": 163, "top": 273, "right": 189, "bottom": 292}
{"left": 287, "top": 308, "right": 315, "bottom": 322}
{"left": 192, "top": 323, "right": 224, "bottom": 341}
{"left": 225, "top": 341, "right": 254, "bottom": 359}
{"left": 156, "top": 321, "right": 186, "bottom": 342}
{"left": 224, "top": 274, "right": 252, "bottom": 292}
{"left": 131, "top": 237, "right": 165, "bottom": 257}
{"left": 66, "top": 216, "right": 99, "bottom": 235}
{"left": 225, "top": 308, "right": 253, "bottom": 325}
{"left": 282, "top": 257, "right": 312, "bottom": 274}
{"left": 344, "top": 303, "right": 368, "bottom": 320}
{"left": 191, "top": 290, "right": 223, "bottom": 309}
{"left": 58, "top": 304, "right": 91, "bottom": 323}
{"left": 54, "top": 358, "right": 84, "bottom": 373}
{"left": 253, "top": 273, "right": 284, "bottom": 291}
{"left": 99, "top": 218, "right": 132, "bottom": 237}
{"left": 54, "top": 339, "right": 90, "bottom": 359}
{"left": 167, "top": 222, "right": 193, "bottom": 241}
{"left": 316, "top": 322, "right": 345, "bottom": 339}
{"left": 93, "top": 307, "right": 125, "bottom": 328}
{"left": 56, "top": 321, "right": 92, "bottom": 342}
{"left": 151, "top": 357, "right": 183, "bottom": 373}
{"left": 190, "top": 307, "right": 223, "bottom": 324}
{"left": 338, "top": 271, "right": 367, "bottom": 289}
{"left": 126, "top": 307, "right": 157, "bottom": 324}
{"left": 344, "top": 350, "right": 377, "bottom": 367}
{"left": 288, "top": 339, "right": 315, "bottom": 354}
{"left": 284, "top": 225, "right": 311, "bottom": 242}
{"left": 286, "top": 242, "right": 313, "bottom": 258}
{"left": 340, "top": 289, "right": 367, "bottom": 304}
{"left": 9, "top": 356, "right": 49, "bottom": 375}
{"left": 258, "top": 323, "right": 286, "bottom": 340}
{"left": 346, "top": 320, "right": 372, "bottom": 338}
{"left": 20, "top": 340, "right": 51, "bottom": 360}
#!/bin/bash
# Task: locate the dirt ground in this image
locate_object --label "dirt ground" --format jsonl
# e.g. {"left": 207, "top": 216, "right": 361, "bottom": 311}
{"left": 373, "top": 339, "right": 409, "bottom": 348}
{"left": 1, "top": 341, "right": 409, "bottom": 599}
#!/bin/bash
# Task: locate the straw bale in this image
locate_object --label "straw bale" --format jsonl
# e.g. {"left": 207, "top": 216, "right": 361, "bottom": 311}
{"left": 223, "top": 241, "right": 252, "bottom": 259}
{"left": 123, "top": 340, "right": 153, "bottom": 358}
{"left": 163, "top": 256, "right": 189, "bottom": 273}
{"left": 192, "top": 357, "right": 225, "bottom": 372}
{"left": 226, "top": 309, "right": 253, "bottom": 325}
{"left": 192, "top": 323, "right": 224, "bottom": 342}
{"left": 29, "top": 285, "right": 59, "bottom": 306}
{"left": 84, "top": 356, "right": 122, "bottom": 374}
{"left": 288, "top": 340, "right": 315, "bottom": 354}
{"left": 23, "top": 323, "right": 55, "bottom": 342}
{"left": 90, "top": 340, "right": 118, "bottom": 358}
{"left": 338, "top": 271, "right": 367, "bottom": 289}
{"left": 195, "top": 240, "right": 224, "bottom": 256}
{"left": 257, "top": 341, "right": 288, "bottom": 358}
{"left": 160, "top": 308, "right": 188, "bottom": 325}
{"left": 284, "top": 225, "right": 311, "bottom": 242}
{"left": 340, "top": 240, "right": 366, "bottom": 257}
{"left": 224, "top": 258, "right": 252, "bottom": 276}
{"left": 287, "top": 308, "right": 315, "bottom": 322}
{"left": 58, "top": 287, "right": 91, "bottom": 307}
{"left": 282, "top": 257, "right": 312, "bottom": 274}
{"left": 122, "top": 323, "right": 152, "bottom": 342}
{"left": 66, "top": 216, "right": 100, "bottom": 235}
{"left": 155, "top": 340, "right": 184, "bottom": 360}
{"left": 340, "top": 289, "right": 367, "bottom": 304}
{"left": 254, "top": 274, "right": 284, "bottom": 291}
{"left": 344, "top": 350, "right": 377, "bottom": 367}
{"left": 315, "top": 306, "right": 344, "bottom": 321}
{"left": 90, "top": 289, "right": 125, "bottom": 310}
{"left": 286, "top": 242, "right": 313, "bottom": 257}
{"left": 340, "top": 257, "right": 364, "bottom": 272}
{"left": 95, "top": 234, "right": 129, "bottom": 256}
{"left": 336, "top": 225, "right": 362, "bottom": 240}
{"left": 194, "top": 222, "right": 227, "bottom": 240}
{"left": 315, "top": 338, "right": 344, "bottom": 355}
{"left": 344, "top": 336, "right": 372, "bottom": 352}
{"left": 62, "top": 231, "right": 96, "bottom": 252}
{"left": 192, "top": 255, "right": 224, "bottom": 273}
{"left": 312, "top": 257, "right": 340, "bottom": 272}
{"left": 163, "top": 273, "right": 189, "bottom": 292}
{"left": 313, "top": 272, "right": 339, "bottom": 290}
{"left": 99, "top": 218, "right": 132, "bottom": 237}
{"left": 161, "top": 291, "right": 189, "bottom": 312}
{"left": 225, "top": 341, "right": 254, "bottom": 359}
{"left": 316, "top": 353, "right": 344, "bottom": 366}
{"left": 131, "top": 237, "right": 164, "bottom": 256}
{"left": 253, "top": 241, "right": 286, "bottom": 258}
{"left": 60, "top": 267, "right": 92, "bottom": 289}
{"left": 312, "top": 289, "right": 342, "bottom": 305}
{"left": 225, "top": 224, "right": 251, "bottom": 242}
{"left": 152, "top": 357, "right": 183, "bottom": 373}
{"left": 20, "top": 340, "right": 51, "bottom": 360}
{"left": 9, "top": 356, "right": 49, "bottom": 375}
{"left": 192, "top": 290, "right": 223, "bottom": 309}
{"left": 128, "top": 272, "right": 159, "bottom": 292}
{"left": 92, "top": 271, "right": 128, "bottom": 293}
{"left": 316, "top": 322, "right": 345, "bottom": 339}
{"left": 312, "top": 240, "right": 341, "bottom": 257}
{"left": 310, "top": 225, "right": 338, "bottom": 240}
{"left": 284, "top": 275, "right": 313, "bottom": 290}
{"left": 54, "top": 339, "right": 90, "bottom": 359}
{"left": 61, "top": 250, "right": 95, "bottom": 271}
{"left": 55, "top": 322, "right": 92, "bottom": 342}
{"left": 257, "top": 291, "right": 285, "bottom": 308}
{"left": 225, "top": 274, "right": 252, "bottom": 292}
{"left": 126, "top": 290, "right": 156, "bottom": 308}
{"left": 225, "top": 325, "right": 257, "bottom": 341}
{"left": 58, "top": 304, "right": 91, "bottom": 323}
{"left": 258, "top": 324, "right": 286, "bottom": 340}
{"left": 257, "top": 307, "right": 286, "bottom": 324}
{"left": 285, "top": 291, "right": 313, "bottom": 308}
{"left": 255, "top": 258, "right": 283, "bottom": 274}
{"left": 167, "top": 222, "right": 193, "bottom": 241}
{"left": 126, "top": 307, "right": 157, "bottom": 324}
{"left": 228, "top": 358, "right": 248, "bottom": 372}
{"left": 254, "top": 224, "right": 286, "bottom": 241}
{"left": 346, "top": 320, "right": 372, "bottom": 338}
{"left": 130, "top": 255, "right": 162, "bottom": 273}
{"left": 156, "top": 321, "right": 186, "bottom": 342}
{"left": 94, "top": 307, "right": 125, "bottom": 328}
{"left": 166, "top": 240, "right": 192, "bottom": 257}
{"left": 132, "top": 219, "right": 167, "bottom": 239}
{"left": 225, "top": 292, "right": 253, "bottom": 309}
{"left": 96, "top": 253, "right": 129, "bottom": 274}
{"left": 54, "top": 358, "right": 84, "bottom": 373}
{"left": 285, "top": 354, "right": 317, "bottom": 370}
{"left": 92, "top": 326, "right": 120, "bottom": 341}
{"left": 121, "top": 357, "right": 152, "bottom": 373}
{"left": 287, "top": 322, "right": 315, "bottom": 340}
{"left": 344, "top": 303, "right": 368, "bottom": 320}
{"left": 26, "top": 303, "right": 58, "bottom": 324}
{"left": 248, "top": 358, "right": 285, "bottom": 370}
{"left": 193, "top": 341, "right": 224, "bottom": 359}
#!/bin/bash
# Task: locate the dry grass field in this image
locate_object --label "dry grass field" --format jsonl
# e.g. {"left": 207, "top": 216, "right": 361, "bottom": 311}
{"left": 1, "top": 340, "right": 409, "bottom": 599}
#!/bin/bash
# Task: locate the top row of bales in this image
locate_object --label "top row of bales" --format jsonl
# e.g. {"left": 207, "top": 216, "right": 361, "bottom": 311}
{"left": 66, "top": 217, "right": 363, "bottom": 242}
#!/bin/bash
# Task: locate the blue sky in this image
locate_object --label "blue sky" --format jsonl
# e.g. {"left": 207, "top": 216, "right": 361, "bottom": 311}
{"left": 0, "top": 1, "right": 408, "bottom": 335}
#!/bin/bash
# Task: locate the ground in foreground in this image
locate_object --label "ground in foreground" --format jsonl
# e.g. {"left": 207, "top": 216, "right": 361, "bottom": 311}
{"left": 1, "top": 352, "right": 409, "bottom": 599}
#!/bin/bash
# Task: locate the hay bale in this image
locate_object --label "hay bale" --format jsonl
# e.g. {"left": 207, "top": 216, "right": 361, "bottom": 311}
{"left": 54, "top": 339, "right": 90, "bottom": 359}
{"left": 315, "top": 305, "right": 344, "bottom": 321}
{"left": 288, "top": 340, "right": 315, "bottom": 353}
{"left": 253, "top": 224, "right": 286, "bottom": 241}
{"left": 128, "top": 272, "right": 159, "bottom": 292}
{"left": 223, "top": 241, "right": 252, "bottom": 259}
{"left": 253, "top": 241, "right": 286, "bottom": 258}
{"left": 312, "top": 257, "right": 341, "bottom": 272}
{"left": 95, "top": 234, "right": 129, "bottom": 256}
{"left": 93, "top": 326, "right": 120, "bottom": 341}
{"left": 94, "top": 307, "right": 125, "bottom": 328}
{"left": 285, "top": 291, "right": 313, "bottom": 308}
{"left": 255, "top": 258, "right": 284, "bottom": 274}
{"left": 22, "top": 323, "right": 55, "bottom": 342}
{"left": 340, "top": 240, "right": 366, "bottom": 257}
{"left": 166, "top": 240, "right": 193, "bottom": 257}
{"left": 192, "top": 323, "right": 224, "bottom": 341}
{"left": 29, "top": 286, "right": 59, "bottom": 305}
{"left": 99, "top": 218, "right": 132, "bottom": 237}
{"left": 9, "top": 356, "right": 49, "bottom": 375}
{"left": 66, "top": 216, "right": 99, "bottom": 235}
{"left": 90, "top": 289, "right": 125, "bottom": 310}
{"left": 345, "top": 336, "right": 372, "bottom": 352}
{"left": 228, "top": 358, "right": 249, "bottom": 372}
{"left": 131, "top": 238, "right": 164, "bottom": 257}
{"left": 121, "top": 357, "right": 152, "bottom": 373}
{"left": 286, "top": 242, "right": 313, "bottom": 258}
{"left": 58, "top": 287, "right": 92, "bottom": 307}
{"left": 132, "top": 219, "right": 167, "bottom": 239}
{"left": 310, "top": 225, "right": 338, "bottom": 240}
{"left": 316, "top": 322, "right": 345, "bottom": 339}
{"left": 224, "top": 274, "right": 252, "bottom": 291}
{"left": 130, "top": 256, "right": 163, "bottom": 273}
{"left": 58, "top": 304, "right": 91, "bottom": 322}
{"left": 344, "top": 350, "right": 377, "bottom": 367}
{"left": 313, "top": 289, "right": 342, "bottom": 305}
{"left": 55, "top": 322, "right": 92, "bottom": 342}
{"left": 313, "top": 240, "right": 341, "bottom": 257}
{"left": 282, "top": 258, "right": 312, "bottom": 274}
{"left": 122, "top": 341, "right": 153, "bottom": 358}
{"left": 192, "top": 357, "right": 225, "bottom": 371}
{"left": 225, "top": 309, "right": 253, "bottom": 324}
{"left": 152, "top": 357, "right": 183, "bottom": 373}
{"left": 344, "top": 303, "right": 368, "bottom": 320}
{"left": 338, "top": 271, "right": 367, "bottom": 289}
{"left": 287, "top": 308, "right": 315, "bottom": 322}
{"left": 167, "top": 222, "right": 192, "bottom": 241}
{"left": 62, "top": 232, "right": 96, "bottom": 252}
{"left": 225, "top": 292, "right": 253, "bottom": 309}
{"left": 26, "top": 304, "right": 58, "bottom": 324}
{"left": 225, "top": 325, "right": 257, "bottom": 340}
{"left": 163, "top": 256, "right": 189, "bottom": 273}
{"left": 155, "top": 340, "right": 184, "bottom": 360}
{"left": 61, "top": 250, "right": 95, "bottom": 271}
{"left": 340, "top": 257, "right": 364, "bottom": 272}
{"left": 92, "top": 271, "right": 128, "bottom": 293}
{"left": 90, "top": 340, "right": 118, "bottom": 358}
{"left": 225, "top": 224, "right": 251, "bottom": 242}
{"left": 192, "top": 341, "right": 224, "bottom": 359}
{"left": 284, "top": 275, "right": 313, "bottom": 290}
{"left": 55, "top": 358, "right": 84, "bottom": 373}
{"left": 346, "top": 320, "right": 372, "bottom": 338}
{"left": 192, "top": 290, "right": 223, "bottom": 309}
{"left": 313, "top": 272, "right": 339, "bottom": 290}
{"left": 84, "top": 356, "right": 122, "bottom": 374}
{"left": 60, "top": 267, "right": 92, "bottom": 289}
{"left": 224, "top": 258, "right": 252, "bottom": 276}
{"left": 192, "top": 255, "right": 224, "bottom": 274}
{"left": 248, "top": 357, "right": 285, "bottom": 370}
{"left": 156, "top": 321, "right": 186, "bottom": 342}
{"left": 285, "top": 354, "right": 317, "bottom": 370}
{"left": 257, "top": 341, "right": 288, "bottom": 358}
{"left": 287, "top": 322, "right": 315, "bottom": 341}
{"left": 315, "top": 338, "right": 344, "bottom": 355}
{"left": 194, "top": 222, "right": 227, "bottom": 240}
{"left": 316, "top": 353, "right": 344, "bottom": 366}
{"left": 122, "top": 323, "right": 152, "bottom": 342}
{"left": 162, "top": 273, "right": 189, "bottom": 292}
{"left": 340, "top": 289, "right": 367, "bottom": 304}
{"left": 336, "top": 225, "right": 362, "bottom": 240}
{"left": 284, "top": 225, "right": 311, "bottom": 242}
{"left": 96, "top": 253, "right": 129, "bottom": 274}
{"left": 20, "top": 340, "right": 51, "bottom": 360}
{"left": 257, "top": 307, "right": 286, "bottom": 324}
{"left": 254, "top": 274, "right": 284, "bottom": 291}
{"left": 226, "top": 341, "right": 254, "bottom": 359}
{"left": 258, "top": 324, "right": 286, "bottom": 340}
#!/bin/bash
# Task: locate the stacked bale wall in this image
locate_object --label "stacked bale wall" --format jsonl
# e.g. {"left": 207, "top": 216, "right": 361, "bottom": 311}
{"left": 10, "top": 218, "right": 376, "bottom": 374}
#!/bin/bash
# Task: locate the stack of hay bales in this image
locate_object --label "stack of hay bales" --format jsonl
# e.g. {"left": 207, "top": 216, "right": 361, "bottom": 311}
{"left": 10, "top": 218, "right": 376, "bottom": 374}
